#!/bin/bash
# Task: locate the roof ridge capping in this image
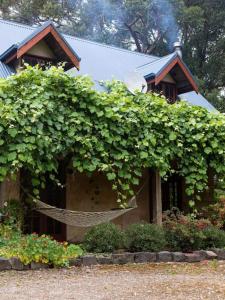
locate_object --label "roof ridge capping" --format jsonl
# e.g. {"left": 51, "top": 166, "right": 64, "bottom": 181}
{"left": 64, "top": 33, "right": 159, "bottom": 60}
{"left": 0, "top": 18, "right": 34, "bottom": 31}
{"left": 136, "top": 52, "right": 177, "bottom": 70}
{"left": 0, "top": 18, "right": 159, "bottom": 61}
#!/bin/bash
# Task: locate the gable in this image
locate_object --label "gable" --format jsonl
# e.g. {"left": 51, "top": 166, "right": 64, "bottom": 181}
{"left": 137, "top": 53, "right": 198, "bottom": 94}
{"left": 0, "top": 21, "right": 81, "bottom": 70}
{"left": 27, "top": 40, "right": 55, "bottom": 59}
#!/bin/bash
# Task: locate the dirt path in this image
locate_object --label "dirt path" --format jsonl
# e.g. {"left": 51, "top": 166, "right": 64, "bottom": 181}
{"left": 0, "top": 262, "right": 225, "bottom": 300}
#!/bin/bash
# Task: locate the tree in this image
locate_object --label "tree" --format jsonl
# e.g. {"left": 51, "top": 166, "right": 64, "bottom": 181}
{"left": 0, "top": 0, "right": 81, "bottom": 26}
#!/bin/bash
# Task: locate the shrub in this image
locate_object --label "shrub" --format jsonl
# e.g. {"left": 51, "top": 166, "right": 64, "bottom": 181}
{"left": 200, "top": 196, "right": 225, "bottom": 229}
{"left": 0, "top": 199, "right": 24, "bottom": 230}
{"left": 124, "top": 223, "right": 166, "bottom": 252}
{"left": 201, "top": 226, "right": 225, "bottom": 249}
{"left": 164, "top": 222, "right": 205, "bottom": 252}
{"left": 0, "top": 225, "right": 83, "bottom": 267}
{"left": 163, "top": 208, "right": 214, "bottom": 252}
{"left": 83, "top": 223, "right": 124, "bottom": 253}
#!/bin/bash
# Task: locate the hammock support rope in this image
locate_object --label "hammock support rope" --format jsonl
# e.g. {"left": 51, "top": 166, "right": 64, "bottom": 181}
{"left": 35, "top": 180, "right": 147, "bottom": 227}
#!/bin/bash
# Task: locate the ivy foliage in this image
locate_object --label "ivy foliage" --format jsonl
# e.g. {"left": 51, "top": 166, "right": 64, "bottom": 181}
{"left": 0, "top": 66, "right": 224, "bottom": 207}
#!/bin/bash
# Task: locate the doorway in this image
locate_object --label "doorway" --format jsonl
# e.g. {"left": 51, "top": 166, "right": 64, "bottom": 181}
{"left": 22, "top": 165, "right": 67, "bottom": 241}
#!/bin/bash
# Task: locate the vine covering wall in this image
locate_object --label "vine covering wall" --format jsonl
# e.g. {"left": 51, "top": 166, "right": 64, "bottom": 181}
{"left": 0, "top": 66, "right": 224, "bottom": 207}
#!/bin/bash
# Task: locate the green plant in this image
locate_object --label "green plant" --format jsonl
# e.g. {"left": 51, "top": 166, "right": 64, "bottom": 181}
{"left": 164, "top": 222, "right": 205, "bottom": 252}
{"left": 0, "top": 225, "right": 83, "bottom": 267}
{"left": 124, "top": 223, "right": 166, "bottom": 252}
{"left": 0, "top": 199, "right": 24, "bottom": 230}
{"left": 201, "top": 226, "right": 225, "bottom": 249}
{"left": 83, "top": 223, "right": 124, "bottom": 253}
{"left": 0, "top": 66, "right": 224, "bottom": 207}
{"left": 201, "top": 196, "right": 225, "bottom": 229}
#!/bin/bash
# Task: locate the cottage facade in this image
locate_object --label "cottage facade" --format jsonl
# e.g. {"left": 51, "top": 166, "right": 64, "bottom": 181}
{"left": 0, "top": 19, "right": 216, "bottom": 241}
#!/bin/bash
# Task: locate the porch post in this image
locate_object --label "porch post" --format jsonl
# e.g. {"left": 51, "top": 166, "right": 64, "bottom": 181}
{"left": 151, "top": 170, "right": 162, "bottom": 225}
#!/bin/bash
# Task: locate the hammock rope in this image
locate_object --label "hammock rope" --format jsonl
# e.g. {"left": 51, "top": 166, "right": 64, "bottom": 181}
{"left": 34, "top": 180, "right": 147, "bottom": 227}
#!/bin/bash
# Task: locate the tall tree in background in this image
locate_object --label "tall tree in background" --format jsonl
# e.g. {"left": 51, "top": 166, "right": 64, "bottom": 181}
{"left": 0, "top": 0, "right": 225, "bottom": 112}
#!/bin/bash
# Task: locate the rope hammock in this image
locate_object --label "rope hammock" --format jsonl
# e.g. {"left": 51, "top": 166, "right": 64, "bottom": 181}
{"left": 34, "top": 181, "right": 147, "bottom": 227}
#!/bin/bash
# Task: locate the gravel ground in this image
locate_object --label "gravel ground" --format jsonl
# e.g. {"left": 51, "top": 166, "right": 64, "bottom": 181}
{"left": 0, "top": 261, "right": 225, "bottom": 300}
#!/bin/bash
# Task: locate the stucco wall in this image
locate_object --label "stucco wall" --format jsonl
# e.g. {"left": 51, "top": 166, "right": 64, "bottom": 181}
{"left": 27, "top": 40, "right": 55, "bottom": 58}
{"left": 0, "top": 173, "right": 20, "bottom": 208}
{"left": 66, "top": 170, "right": 150, "bottom": 242}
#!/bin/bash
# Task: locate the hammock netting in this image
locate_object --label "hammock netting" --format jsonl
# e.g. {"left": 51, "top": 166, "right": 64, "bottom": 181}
{"left": 35, "top": 196, "right": 137, "bottom": 227}
{"left": 34, "top": 180, "right": 148, "bottom": 227}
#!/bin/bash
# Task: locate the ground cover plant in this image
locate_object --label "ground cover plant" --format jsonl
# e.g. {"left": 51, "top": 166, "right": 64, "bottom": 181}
{"left": 0, "top": 224, "right": 83, "bottom": 267}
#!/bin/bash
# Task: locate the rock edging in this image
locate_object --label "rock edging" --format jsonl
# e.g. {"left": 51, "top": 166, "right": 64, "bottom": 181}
{"left": 0, "top": 249, "right": 224, "bottom": 271}
{"left": 70, "top": 249, "right": 225, "bottom": 267}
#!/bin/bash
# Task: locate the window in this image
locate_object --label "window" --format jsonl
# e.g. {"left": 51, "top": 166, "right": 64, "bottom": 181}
{"left": 22, "top": 54, "right": 56, "bottom": 68}
{"left": 148, "top": 82, "right": 177, "bottom": 103}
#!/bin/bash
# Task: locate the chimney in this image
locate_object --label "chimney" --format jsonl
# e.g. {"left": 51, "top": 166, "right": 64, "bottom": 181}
{"left": 173, "top": 41, "right": 182, "bottom": 58}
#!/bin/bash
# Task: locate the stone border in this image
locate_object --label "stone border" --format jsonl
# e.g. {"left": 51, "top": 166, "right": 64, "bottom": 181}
{"left": 0, "top": 257, "right": 49, "bottom": 271}
{"left": 70, "top": 249, "right": 225, "bottom": 267}
{"left": 1, "top": 249, "right": 225, "bottom": 271}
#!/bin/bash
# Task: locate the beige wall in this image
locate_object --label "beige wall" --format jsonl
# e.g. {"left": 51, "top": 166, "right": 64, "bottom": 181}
{"left": 0, "top": 173, "right": 20, "bottom": 208}
{"left": 162, "top": 73, "right": 176, "bottom": 83}
{"left": 66, "top": 170, "right": 150, "bottom": 242}
{"left": 27, "top": 40, "right": 55, "bottom": 58}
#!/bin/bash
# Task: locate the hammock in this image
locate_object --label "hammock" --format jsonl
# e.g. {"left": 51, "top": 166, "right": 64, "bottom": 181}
{"left": 35, "top": 181, "right": 146, "bottom": 227}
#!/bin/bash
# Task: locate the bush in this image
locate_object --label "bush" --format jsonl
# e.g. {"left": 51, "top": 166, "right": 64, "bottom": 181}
{"left": 163, "top": 208, "right": 214, "bottom": 252}
{"left": 124, "top": 223, "right": 166, "bottom": 252}
{"left": 201, "top": 226, "right": 225, "bottom": 249}
{"left": 200, "top": 196, "right": 225, "bottom": 229}
{"left": 0, "top": 224, "right": 83, "bottom": 267}
{"left": 83, "top": 223, "right": 124, "bottom": 253}
{"left": 164, "top": 222, "right": 205, "bottom": 252}
{"left": 0, "top": 199, "right": 24, "bottom": 230}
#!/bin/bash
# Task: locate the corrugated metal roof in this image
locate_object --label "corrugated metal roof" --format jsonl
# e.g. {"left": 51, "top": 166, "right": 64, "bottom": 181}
{"left": 0, "top": 61, "right": 15, "bottom": 78}
{"left": 179, "top": 91, "right": 217, "bottom": 112}
{"left": 137, "top": 53, "right": 176, "bottom": 79}
{"left": 0, "top": 19, "right": 216, "bottom": 112}
{"left": 0, "top": 19, "right": 157, "bottom": 82}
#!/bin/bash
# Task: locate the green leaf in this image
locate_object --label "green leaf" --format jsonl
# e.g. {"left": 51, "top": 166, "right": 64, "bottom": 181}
{"left": 8, "top": 128, "right": 17, "bottom": 138}
{"left": 140, "top": 151, "right": 148, "bottom": 159}
{"left": 107, "top": 172, "right": 116, "bottom": 180}
{"left": 169, "top": 132, "right": 177, "bottom": 141}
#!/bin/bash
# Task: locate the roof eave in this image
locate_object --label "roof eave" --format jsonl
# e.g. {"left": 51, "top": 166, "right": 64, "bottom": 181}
{"left": 0, "top": 44, "right": 18, "bottom": 62}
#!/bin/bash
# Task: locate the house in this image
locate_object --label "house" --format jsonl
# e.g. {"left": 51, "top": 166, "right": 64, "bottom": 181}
{"left": 0, "top": 19, "right": 216, "bottom": 241}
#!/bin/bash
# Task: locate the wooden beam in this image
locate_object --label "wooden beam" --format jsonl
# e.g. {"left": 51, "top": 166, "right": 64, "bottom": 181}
{"left": 151, "top": 170, "right": 162, "bottom": 225}
{"left": 17, "top": 26, "right": 51, "bottom": 58}
{"left": 4, "top": 52, "right": 17, "bottom": 64}
{"left": 50, "top": 27, "right": 80, "bottom": 70}
{"left": 155, "top": 57, "right": 198, "bottom": 93}
{"left": 17, "top": 25, "right": 80, "bottom": 70}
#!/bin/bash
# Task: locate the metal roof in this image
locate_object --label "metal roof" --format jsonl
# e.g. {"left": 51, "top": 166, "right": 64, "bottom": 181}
{"left": 0, "top": 19, "right": 216, "bottom": 112}
{"left": 0, "top": 61, "right": 15, "bottom": 78}
{"left": 0, "top": 19, "right": 158, "bottom": 82}
{"left": 137, "top": 53, "right": 176, "bottom": 80}
{"left": 179, "top": 91, "right": 217, "bottom": 112}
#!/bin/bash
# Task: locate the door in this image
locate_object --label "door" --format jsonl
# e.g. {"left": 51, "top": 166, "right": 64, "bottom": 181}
{"left": 23, "top": 164, "right": 67, "bottom": 241}
{"left": 161, "top": 174, "right": 184, "bottom": 211}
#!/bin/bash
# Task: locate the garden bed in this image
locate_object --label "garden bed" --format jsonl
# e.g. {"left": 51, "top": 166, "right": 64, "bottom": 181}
{"left": 1, "top": 248, "right": 225, "bottom": 271}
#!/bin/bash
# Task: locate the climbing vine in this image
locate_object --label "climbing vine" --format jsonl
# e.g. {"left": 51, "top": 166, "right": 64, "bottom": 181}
{"left": 0, "top": 65, "right": 224, "bottom": 207}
